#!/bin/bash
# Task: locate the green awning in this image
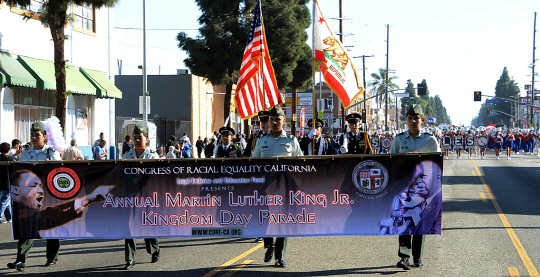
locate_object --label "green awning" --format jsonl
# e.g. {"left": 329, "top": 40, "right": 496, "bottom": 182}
{"left": 0, "top": 52, "right": 37, "bottom": 88}
{"left": 80, "top": 68, "right": 123, "bottom": 99}
{"left": 17, "top": 56, "right": 97, "bottom": 96}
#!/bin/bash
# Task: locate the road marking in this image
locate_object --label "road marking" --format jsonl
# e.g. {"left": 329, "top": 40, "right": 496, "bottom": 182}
{"left": 479, "top": 192, "right": 487, "bottom": 202}
{"left": 472, "top": 171, "right": 476, "bottom": 176}
{"left": 221, "top": 260, "right": 253, "bottom": 277}
{"left": 472, "top": 160, "right": 539, "bottom": 277}
{"left": 508, "top": 267, "right": 520, "bottom": 277}
{"left": 202, "top": 243, "right": 263, "bottom": 277}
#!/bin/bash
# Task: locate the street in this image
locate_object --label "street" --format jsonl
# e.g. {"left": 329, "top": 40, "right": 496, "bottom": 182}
{"left": 1, "top": 151, "right": 539, "bottom": 277}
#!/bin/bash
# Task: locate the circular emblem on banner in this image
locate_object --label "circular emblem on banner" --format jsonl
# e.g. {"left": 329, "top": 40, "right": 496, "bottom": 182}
{"left": 352, "top": 160, "right": 389, "bottom": 195}
{"left": 47, "top": 167, "right": 82, "bottom": 200}
{"left": 478, "top": 136, "right": 488, "bottom": 148}
{"left": 382, "top": 138, "right": 392, "bottom": 149}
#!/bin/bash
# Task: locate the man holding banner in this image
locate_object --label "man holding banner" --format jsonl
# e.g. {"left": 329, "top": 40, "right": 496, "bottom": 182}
{"left": 7, "top": 122, "right": 112, "bottom": 271}
{"left": 389, "top": 105, "right": 441, "bottom": 270}
{"left": 252, "top": 106, "right": 303, "bottom": 267}
{"left": 122, "top": 124, "right": 161, "bottom": 270}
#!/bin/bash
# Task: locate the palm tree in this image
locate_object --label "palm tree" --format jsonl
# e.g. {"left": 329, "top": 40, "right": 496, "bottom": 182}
{"left": 367, "top": 68, "right": 399, "bottom": 109}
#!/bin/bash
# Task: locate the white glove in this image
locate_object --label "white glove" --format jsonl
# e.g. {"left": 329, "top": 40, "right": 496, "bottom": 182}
{"left": 308, "top": 128, "right": 317, "bottom": 139}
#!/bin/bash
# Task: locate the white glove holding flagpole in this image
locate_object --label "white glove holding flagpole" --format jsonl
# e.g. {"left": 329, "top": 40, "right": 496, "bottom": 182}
{"left": 308, "top": 128, "right": 317, "bottom": 139}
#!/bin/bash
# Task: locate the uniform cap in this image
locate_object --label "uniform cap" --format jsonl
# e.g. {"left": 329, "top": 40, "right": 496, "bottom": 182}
{"left": 345, "top": 113, "right": 362, "bottom": 123}
{"left": 307, "top": 118, "right": 324, "bottom": 128}
{"left": 133, "top": 124, "right": 147, "bottom": 134}
{"left": 258, "top": 110, "right": 270, "bottom": 122}
{"left": 268, "top": 106, "right": 285, "bottom": 117}
{"left": 219, "top": 126, "right": 235, "bottom": 136}
{"left": 31, "top": 122, "right": 45, "bottom": 132}
{"left": 406, "top": 104, "right": 423, "bottom": 116}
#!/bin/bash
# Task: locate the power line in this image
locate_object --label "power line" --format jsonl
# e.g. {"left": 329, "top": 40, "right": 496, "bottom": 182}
{"left": 114, "top": 27, "right": 198, "bottom": 31}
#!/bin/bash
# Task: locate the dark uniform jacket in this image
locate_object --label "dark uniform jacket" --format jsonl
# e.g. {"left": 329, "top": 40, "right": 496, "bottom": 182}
{"left": 340, "top": 132, "right": 372, "bottom": 154}
{"left": 243, "top": 130, "right": 266, "bottom": 157}
{"left": 299, "top": 136, "right": 330, "bottom": 156}
{"left": 215, "top": 143, "right": 242, "bottom": 158}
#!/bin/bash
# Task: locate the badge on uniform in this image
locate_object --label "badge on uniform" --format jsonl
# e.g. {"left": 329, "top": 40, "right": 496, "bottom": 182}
{"left": 261, "top": 146, "right": 269, "bottom": 150}
{"left": 280, "top": 143, "right": 290, "bottom": 148}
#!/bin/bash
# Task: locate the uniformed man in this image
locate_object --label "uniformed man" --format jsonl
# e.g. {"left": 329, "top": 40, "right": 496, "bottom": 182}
{"left": 340, "top": 113, "right": 372, "bottom": 154}
{"left": 122, "top": 124, "right": 160, "bottom": 270}
{"left": 213, "top": 126, "right": 242, "bottom": 158}
{"left": 252, "top": 106, "right": 303, "bottom": 267}
{"left": 299, "top": 118, "right": 330, "bottom": 155}
{"left": 244, "top": 110, "right": 270, "bottom": 243}
{"left": 7, "top": 122, "right": 62, "bottom": 271}
{"left": 243, "top": 110, "right": 270, "bottom": 157}
{"left": 389, "top": 104, "right": 440, "bottom": 270}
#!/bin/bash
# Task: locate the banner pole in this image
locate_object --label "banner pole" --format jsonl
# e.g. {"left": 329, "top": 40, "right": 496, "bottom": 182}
{"left": 311, "top": 0, "right": 317, "bottom": 154}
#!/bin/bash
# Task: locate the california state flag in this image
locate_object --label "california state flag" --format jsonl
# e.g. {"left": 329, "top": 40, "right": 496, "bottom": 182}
{"left": 314, "top": 0, "right": 364, "bottom": 108}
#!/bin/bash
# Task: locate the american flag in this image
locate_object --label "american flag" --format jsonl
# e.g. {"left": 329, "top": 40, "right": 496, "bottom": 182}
{"left": 234, "top": 0, "right": 281, "bottom": 120}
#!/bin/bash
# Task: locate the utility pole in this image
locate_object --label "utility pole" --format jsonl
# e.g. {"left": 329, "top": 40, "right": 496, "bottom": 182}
{"left": 530, "top": 12, "right": 537, "bottom": 128}
{"left": 353, "top": 55, "right": 374, "bottom": 131}
{"left": 385, "top": 24, "right": 389, "bottom": 131}
{"left": 142, "top": 0, "right": 148, "bottom": 122}
{"left": 339, "top": 0, "right": 346, "bottom": 133}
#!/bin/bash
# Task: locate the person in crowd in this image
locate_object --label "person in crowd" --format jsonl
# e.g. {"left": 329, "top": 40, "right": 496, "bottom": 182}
{"left": 180, "top": 133, "right": 191, "bottom": 145}
{"left": 121, "top": 124, "right": 160, "bottom": 270}
{"left": 94, "top": 140, "right": 107, "bottom": 160}
{"left": 181, "top": 139, "right": 193, "bottom": 158}
{"left": 166, "top": 145, "right": 178, "bottom": 159}
{"left": 205, "top": 138, "right": 216, "bottom": 158}
{"left": 156, "top": 145, "right": 164, "bottom": 158}
{"left": 389, "top": 105, "right": 440, "bottom": 270}
{"left": 62, "top": 139, "right": 85, "bottom": 161}
{"left": 0, "top": 142, "right": 13, "bottom": 224}
{"left": 9, "top": 139, "right": 22, "bottom": 159}
{"left": 252, "top": 106, "right": 303, "bottom": 268}
{"left": 195, "top": 136, "right": 204, "bottom": 158}
{"left": 202, "top": 137, "right": 209, "bottom": 158}
{"left": 122, "top": 135, "right": 133, "bottom": 157}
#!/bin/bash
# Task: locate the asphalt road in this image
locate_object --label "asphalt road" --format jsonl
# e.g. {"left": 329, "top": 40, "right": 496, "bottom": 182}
{"left": 1, "top": 150, "right": 539, "bottom": 276}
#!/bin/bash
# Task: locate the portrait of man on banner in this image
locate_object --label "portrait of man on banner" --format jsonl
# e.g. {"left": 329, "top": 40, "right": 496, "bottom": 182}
{"left": 379, "top": 160, "right": 442, "bottom": 236}
{"left": 10, "top": 168, "right": 113, "bottom": 239}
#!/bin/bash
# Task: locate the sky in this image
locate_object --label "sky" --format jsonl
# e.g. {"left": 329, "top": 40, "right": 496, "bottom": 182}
{"left": 112, "top": 0, "right": 539, "bottom": 126}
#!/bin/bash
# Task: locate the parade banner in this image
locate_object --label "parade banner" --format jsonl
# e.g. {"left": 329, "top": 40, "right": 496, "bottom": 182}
{"left": 8, "top": 154, "right": 443, "bottom": 239}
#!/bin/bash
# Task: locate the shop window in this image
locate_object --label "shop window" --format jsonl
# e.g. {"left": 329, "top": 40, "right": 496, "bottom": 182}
{"left": 73, "top": 4, "right": 95, "bottom": 34}
{"left": 13, "top": 88, "right": 56, "bottom": 143}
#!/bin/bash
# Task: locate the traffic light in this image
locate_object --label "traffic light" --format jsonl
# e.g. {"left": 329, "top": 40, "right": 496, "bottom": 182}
{"left": 474, "top": 91, "right": 481, "bottom": 101}
{"left": 417, "top": 84, "right": 426, "bottom": 95}
{"left": 487, "top": 108, "right": 491, "bottom": 115}
{"left": 362, "top": 109, "right": 366, "bottom": 123}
